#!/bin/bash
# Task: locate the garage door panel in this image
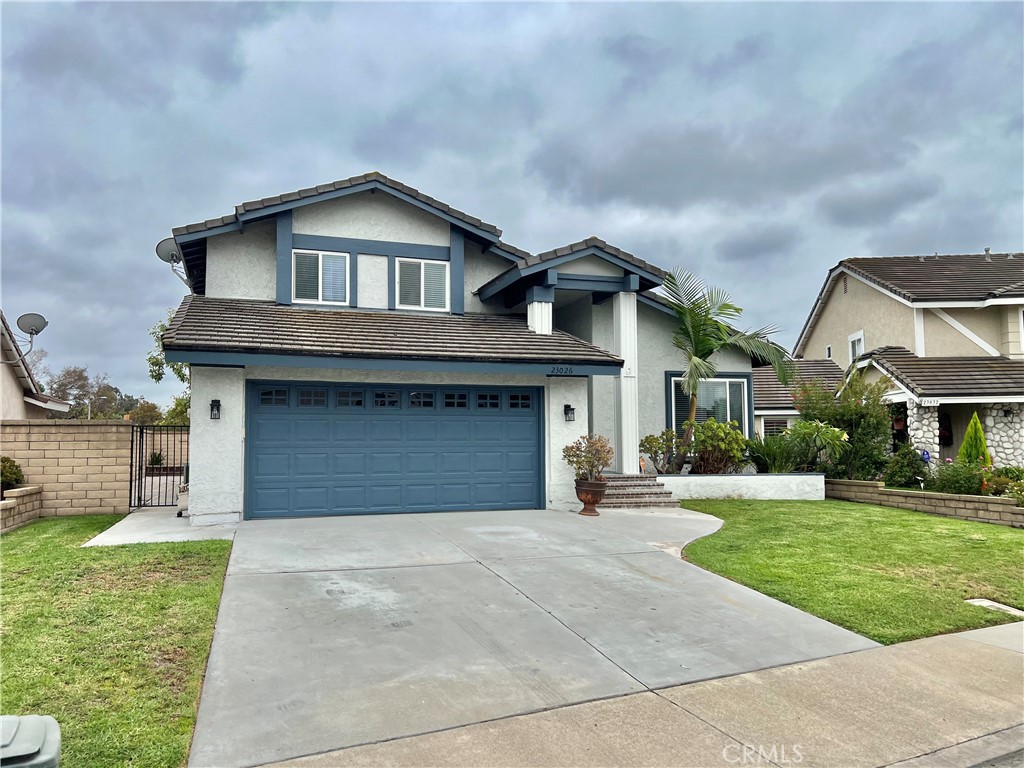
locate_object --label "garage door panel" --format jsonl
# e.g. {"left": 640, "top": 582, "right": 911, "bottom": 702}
{"left": 247, "top": 383, "right": 542, "bottom": 518}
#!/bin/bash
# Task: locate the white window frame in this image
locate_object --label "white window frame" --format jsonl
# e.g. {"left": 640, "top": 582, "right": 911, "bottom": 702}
{"left": 395, "top": 257, "right": 450, "bottom": 312}
{"left": 292, "top": 249, "right": 350, "bottom": 306}
{"left": 825, "top": 344, "right": 832, "bottom": 359}
{"left": 671, "top": 377, "right": 749, "bottom": 436}
{"left": 848, "top": 330, "right": 865, "bottom": 362}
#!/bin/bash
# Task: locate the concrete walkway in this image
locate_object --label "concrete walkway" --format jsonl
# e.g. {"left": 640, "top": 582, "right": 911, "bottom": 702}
{"left": 189, "top": 508, "right": 876, "bottom": 768}
{"left": 272, "top": 622, "right": 1024, "bottom": 768}
{"left": 82, "top": 507, "right": 236, "bottom": 546}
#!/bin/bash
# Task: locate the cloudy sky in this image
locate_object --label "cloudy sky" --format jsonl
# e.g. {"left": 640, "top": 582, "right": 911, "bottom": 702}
{"left": 2, "top": 2, "right": 1021, "bottom": 408}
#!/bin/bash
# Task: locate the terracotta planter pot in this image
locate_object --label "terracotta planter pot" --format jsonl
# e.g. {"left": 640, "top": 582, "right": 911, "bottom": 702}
{"left": 575, "top": 479, "right": 608, "bottom": 516}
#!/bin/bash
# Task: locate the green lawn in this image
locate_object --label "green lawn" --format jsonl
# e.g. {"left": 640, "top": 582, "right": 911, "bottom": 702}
{"left": 682, "top": 499, "right": 1024, "bottom": 644}
{"left": 1, "top": 516, "right": 231, "bottom": 768}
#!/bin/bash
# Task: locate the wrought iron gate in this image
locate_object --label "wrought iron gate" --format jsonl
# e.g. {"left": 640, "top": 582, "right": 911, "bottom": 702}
{"left": 130, "top": 425, "right": 190, "bottom": 508}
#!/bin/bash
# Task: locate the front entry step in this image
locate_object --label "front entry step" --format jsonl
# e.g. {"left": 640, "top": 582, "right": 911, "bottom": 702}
{"left": 598, "top": 474, "right": 678, "bottom": 509}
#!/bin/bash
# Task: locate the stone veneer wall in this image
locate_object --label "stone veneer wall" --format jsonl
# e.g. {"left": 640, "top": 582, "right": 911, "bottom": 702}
{"left": 907, "top": 402, "right": 940, "bottom": 460}
{"left": 826, "top": 479, "right": 1024, "bottom": 527}
{"left": 0, "top": 485, "right": 43, "bottom": 533}
{"left": 981, "top": 403, "right": 1024, "bottom": 466}
{"left": 0, "top": 420, "right": 132, "bottom": 516}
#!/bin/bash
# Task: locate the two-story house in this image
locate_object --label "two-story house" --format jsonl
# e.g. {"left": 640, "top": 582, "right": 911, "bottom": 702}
{"left": 793, "top": 252, "right": 1024, "bottom": 466}
{"left": 160, "top": 172, "right": 756, "bottom": 525}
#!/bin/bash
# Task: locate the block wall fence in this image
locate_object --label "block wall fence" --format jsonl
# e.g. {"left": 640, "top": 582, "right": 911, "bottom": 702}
{"left": 0, "top": 485, "right": 43, "bottom": 533}
{"left": 1, "top": 420, "right": 132, "bottom": 529}
{"left": 825, "top": 478, "right": 1024, "bottom": 528}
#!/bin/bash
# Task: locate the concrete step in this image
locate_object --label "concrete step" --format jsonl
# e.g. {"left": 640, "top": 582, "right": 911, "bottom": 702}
{"left": 602, "top": 490, "right": 675, "bottom": 498}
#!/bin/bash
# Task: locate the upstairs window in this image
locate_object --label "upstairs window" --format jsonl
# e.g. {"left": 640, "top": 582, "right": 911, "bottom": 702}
{"left": 397, "top": 258, "right": 448, "bottom": 311}
{"left": 293, "top": 250, "right": 349, "bottom": 305}
{"left": 848, "top": 330, "right": 865, "bottom": 362}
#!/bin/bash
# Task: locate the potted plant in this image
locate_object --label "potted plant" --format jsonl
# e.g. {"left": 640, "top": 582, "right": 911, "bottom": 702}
{"left": 562, "top": 434, "right": 614, "bottom": 516}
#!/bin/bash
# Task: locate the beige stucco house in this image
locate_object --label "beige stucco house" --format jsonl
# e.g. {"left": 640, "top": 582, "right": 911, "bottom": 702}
{"left": 1, "top": 312, "right": 69, "bottom": 420}
{"left": 794, "top": 252, "right": 1024, "bottom": 466}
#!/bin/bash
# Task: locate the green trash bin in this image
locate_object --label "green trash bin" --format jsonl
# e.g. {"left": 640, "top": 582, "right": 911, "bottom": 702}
{"left": 0, "top": 715, "right": 60, "bottom": 767}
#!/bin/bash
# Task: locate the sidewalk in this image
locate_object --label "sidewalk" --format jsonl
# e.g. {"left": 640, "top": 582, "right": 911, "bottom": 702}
{"left": 268, "top": 622, "right": 1024, "bottom": 768}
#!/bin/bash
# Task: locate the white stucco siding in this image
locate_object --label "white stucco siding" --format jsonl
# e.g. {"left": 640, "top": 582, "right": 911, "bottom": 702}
{"left": 590, "top": 302, "right": 616, "bottom": 440}
{"left": 2, "top": 364, "right": 27, "bottom": 420}
{"left": 558, "top": 255, "right": 624, "bottom": 277}
{"left": 292, "top": 191, "right": 450, "bottom": 246}
{"left": 554, "top": 296, "right": 593, "bottom": 341}
{"left": 189, "top": 366, "right": 246, "bottom": 525}
{"left": 637, "top": 303, "right": 752, "bottom": 441}
{"left": 924, "top": 306, "right": 1004, "bottom": 356}
{"left": 464, "top": 242, "right": 516, "bottom": 315}
{"left": 357, "top": 254, "right": 389, "bottom": 310}
{"left": 205, "top": 220, "right": 276, "bottom": 300}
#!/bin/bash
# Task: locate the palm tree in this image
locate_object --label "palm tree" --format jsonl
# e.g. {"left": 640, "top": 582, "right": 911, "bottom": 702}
{"left": 661, "top": 269, "right": 794, "bottom": 446}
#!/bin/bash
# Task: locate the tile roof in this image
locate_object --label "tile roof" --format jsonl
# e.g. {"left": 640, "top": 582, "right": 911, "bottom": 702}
{"left": 162, "top": 296, "right": 623, "bottom": 367}
{"left": 863, "top": 346, "right": 1024, "bottom": 399}
{"left": 171, "top": 171, "right": 502, "bottom": 239}
{"left": 843, "top": 253, "right": 1024, "bottom": 302}
{"left": 525, "top": 236, "right": 668, "bottom": 279}
{"left": 753, "top": 359, "right": 844, "bottom": 411}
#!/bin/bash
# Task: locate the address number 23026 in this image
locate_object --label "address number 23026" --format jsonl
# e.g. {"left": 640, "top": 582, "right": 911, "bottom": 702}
{"left": 549, "top": 365, "right": 575, "bottom": 376}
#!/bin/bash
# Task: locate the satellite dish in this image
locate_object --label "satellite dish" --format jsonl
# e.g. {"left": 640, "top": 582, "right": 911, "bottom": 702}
{"left": 156, "top": 237, "right": 181, "bottom": 264}
{"left": 16, "top": 313, "right": 48, "bottom": 336}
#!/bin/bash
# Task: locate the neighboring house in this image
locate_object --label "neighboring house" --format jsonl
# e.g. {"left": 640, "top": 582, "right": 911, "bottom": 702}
{"left": 0, "top": 312, "right": 70, "bottom": 419}
{"left": 794, "top": 252, "right": 1024, "bottom": 466}
{"left": 160, "top": 171, "right": 755, "bottom": 525}
{"left": 752, "top": 359, "right": 844, "bottom": 436}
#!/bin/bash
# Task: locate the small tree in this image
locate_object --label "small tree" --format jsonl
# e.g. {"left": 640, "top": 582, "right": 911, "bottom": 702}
{"left": 794, "top": 372, "right": 891, "bottom": 479}
{"left": 162, "top": 394, "right": 190, "bottom": 426}
{"left": 685, "top": 418, "right": 748, "bottom": 474}
{"left": 956, "top": 412, "right": 990, "bottom": 465}
{"left": 128, "top": 401, "right": 163, "bottom": 425}
{"left": 147, "top": 309, "right": 189, "bottom": 386}
{"left": 639, "top": 430, "right": 686, "bottom": 474}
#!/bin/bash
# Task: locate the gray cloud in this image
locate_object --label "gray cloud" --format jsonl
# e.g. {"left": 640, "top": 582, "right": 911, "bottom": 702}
{"left": 603, "top": 33, "right": 672, "bottom": 94}
{"left": 817, "top": 174, "right": 943, "bottom": 228}
{"left": 716, "top": 224, "right": 801, "bottom": 263}
{"left": 692, "top": 34, "right": 771, "bottom": 83}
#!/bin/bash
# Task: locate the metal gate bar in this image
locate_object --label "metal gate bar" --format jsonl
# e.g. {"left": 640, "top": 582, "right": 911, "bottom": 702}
{"left": 129, "top": 425, "right": 190, "bottom": 508}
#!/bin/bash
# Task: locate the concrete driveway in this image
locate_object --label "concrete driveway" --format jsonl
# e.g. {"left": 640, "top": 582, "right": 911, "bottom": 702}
{"left": 190, "top": 508, "right": 877, "bottom": 768}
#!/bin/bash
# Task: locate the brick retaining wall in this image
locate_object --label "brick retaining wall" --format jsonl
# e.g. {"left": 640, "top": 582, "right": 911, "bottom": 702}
{"left": 0, "top": 485, "right": 43, "bottom": 533}
{"left": 0, "top": 420, "right": 132, "bottom": 516}
{"left": 825, "top": 479, "right": 1024, "bottom": 528}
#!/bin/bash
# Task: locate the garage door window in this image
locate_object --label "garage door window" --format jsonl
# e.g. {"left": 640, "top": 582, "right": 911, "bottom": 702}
{"left": 409, "top": 391, "right": 435, "bottom": 409}
{"left": 298, "top": 388, "right": 327, "bottom": 407}
{"left": 336, "top": 390, "right": 364, "bottom": 408}
{"left": 509, "top": 393, "right": 533, "bottom": 410}
{"left": 374, "top": 391, "right": 400, "bottom": 408}
{"left": 259, "top": 387, "right": 289, "bottom": 406}
{"left": 476, "top": 393, "right": 500, "bottom": 409}
{"left": 444, "top": 392, "right": 468, "bottom": 409}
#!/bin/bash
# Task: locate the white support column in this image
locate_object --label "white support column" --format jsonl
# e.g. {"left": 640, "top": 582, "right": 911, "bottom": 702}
{"left": 527, "top": 300, "right": 553, "bottom": 335}
{"left": 612, "top": 291, "right": 639, "bottom": 474}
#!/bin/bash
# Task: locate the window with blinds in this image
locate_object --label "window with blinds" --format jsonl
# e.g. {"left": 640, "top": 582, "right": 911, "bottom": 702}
{"left": 292, "top": 250, "right": 349, "bottom": 305}
{"left": 396, "top": 258, "right": 448, "bottom": 311}
{"left": 672, "top": 378, "right": 748, "bottom": 435}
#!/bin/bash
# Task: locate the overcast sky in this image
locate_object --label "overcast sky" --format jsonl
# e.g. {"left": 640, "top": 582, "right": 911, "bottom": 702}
{"left": 2, "top": 2, "right": 1022, "bottom": 408}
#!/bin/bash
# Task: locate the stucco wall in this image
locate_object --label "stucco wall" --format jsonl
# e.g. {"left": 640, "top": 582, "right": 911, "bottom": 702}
{"left": 464, "top": 241, "right": 515, "bottom": 315}
{"left": 803, "top": 275, "right": 914, "bottom": 367}
{"left": 205, "top": 219, "right": 276, "bottom": 300}
{"left": 924, "top": 307, "right": 1003, "bottom": 356}
{"left": 186, "top": 364, "right": 595, "bottom": 523}
{"left": 662, "top": 474, "right": 824, "bottom": 501}
{"left": 1000, "top": 306, "right": 1023, "bottom": 359}
{"left": 558, "top": 255, "right": 624, "bottom": 277}
{"left": 2, "top": 365, "right": 29, "bottom": 420}
{"left": 292, "top": 191, "right": 450, "bottom": 246}
{"left": 357, "top": 253, "right": 389, "bottom": 310}
{"left": 189, "top": 367, "right": 246, "bottom": 525}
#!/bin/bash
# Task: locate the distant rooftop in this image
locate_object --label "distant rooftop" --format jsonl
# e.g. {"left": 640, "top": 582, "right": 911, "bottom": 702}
{"left": 842, "top": 252, "right": 1024, "bottom": 303}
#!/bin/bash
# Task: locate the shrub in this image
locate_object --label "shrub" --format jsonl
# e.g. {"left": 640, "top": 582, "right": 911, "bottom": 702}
{"left": 562, "top": 434, "right": 614, "bottom": 481}
{"left": 639, "top": 430, "right": 686, "bottom": 474}
{"left": 1007, "top": 480, "right": 1024, "bottom": 507}
{"left": 148, "top": 450, "right": 164, "bottom": 467}
{"left": 985, "top": 475, "right": 1013, "bottom": 497}
{"left": 883, "top": 443, "right": 927, "bottom": 488}
{"left": 786, "top": 420, "right": 848, "bottom": 470}
{"left": 1, "top": 456, "right": 25, "bottom": 493}
{"left": 794, "top": 372, "right": 890, "bottom": 480}
{"left": 993, "top": 466, "right": 1024, "bottom": 482}
{"left": 684, "top": 418, "right": 747, "bottom": 475}
{"left": 926, "top": 459, "right": 985, "bottom": 496}
{"left": 956, "top": 412, "right": 991, "bottom": 465}
{"left": 747, "top": 433, "right": 804, "bottom": 474}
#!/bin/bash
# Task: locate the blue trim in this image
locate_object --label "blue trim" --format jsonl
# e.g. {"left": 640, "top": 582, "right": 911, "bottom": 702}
{"left": 526, "top": 285, "right": 555, "bottom": 303}
{"left": 387, "top": 256, "right": 396, "bottom": 309}
{"left": 664, "top": 370, "right": 755, "bottom": 439}
{"left": 555, "top": 274, "right": 636, "bottom": 293}
{"left": 638, "top": 294, "right": 674, "bottom": 316}
{"left": 350, "top": 250, "right": 359, "bottom": 307}
{"left": 486, "top": 245, "right": 528, "bottom": 263}
{"left": 244, "top": 380, "right": 544, "bottom": 518}
{"left": 450, "top": 227, "right": 465, "bottom": 315}
{"left": 292, "top": 233, "right": 449, "bottom": 261}
{"left": 477, "top": 267, "right": 524, "bottom": 302}
{"left": 235, "top": 181, "right": 501, "bottom": 244}
{"left": 167, "top": 349, "right": 622, "bottom": 376}
{"left": 275, "top": 212, "right": 293, "bottom": 305}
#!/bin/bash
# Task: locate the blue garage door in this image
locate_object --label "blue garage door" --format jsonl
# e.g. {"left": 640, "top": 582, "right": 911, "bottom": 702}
{"left": 245, "top": 382, "right": 543, "bottom": 518}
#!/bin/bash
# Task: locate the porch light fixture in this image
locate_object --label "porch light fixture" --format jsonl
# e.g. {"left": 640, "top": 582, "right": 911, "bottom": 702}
{"left": 564, "top": 404, "right": 575, "bottom": 422}
{"left": 210, "top": 399, "right": 222, "bottom": 420}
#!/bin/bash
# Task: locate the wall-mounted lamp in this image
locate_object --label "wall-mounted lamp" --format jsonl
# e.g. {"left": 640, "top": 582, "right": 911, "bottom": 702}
{"left": 210, "top": 399, "right": 222, "bottom": 420}
{"left": 563, "top": 404, "right": 575, "bottom": 422}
